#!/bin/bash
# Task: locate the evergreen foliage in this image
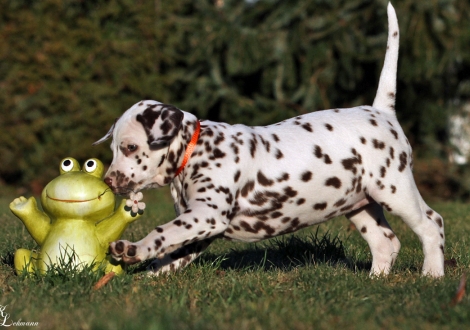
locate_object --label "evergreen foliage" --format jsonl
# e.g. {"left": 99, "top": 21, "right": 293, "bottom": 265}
{"left": 1, "top": 0, "right": 469, "bottom": 188}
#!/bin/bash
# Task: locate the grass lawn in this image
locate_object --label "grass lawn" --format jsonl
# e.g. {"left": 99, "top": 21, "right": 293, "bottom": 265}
{"left": 0, "top": 187, "right": 469, "bottom": 329}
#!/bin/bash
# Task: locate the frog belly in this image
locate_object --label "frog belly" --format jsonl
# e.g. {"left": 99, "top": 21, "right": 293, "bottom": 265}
{"left": 39, "top": 221, "right": 105, "bottom": 271}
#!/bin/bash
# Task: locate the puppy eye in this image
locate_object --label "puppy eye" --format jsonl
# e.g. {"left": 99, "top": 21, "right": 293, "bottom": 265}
{"left": 128, "top": 144, "right": 138, "bottom": 152}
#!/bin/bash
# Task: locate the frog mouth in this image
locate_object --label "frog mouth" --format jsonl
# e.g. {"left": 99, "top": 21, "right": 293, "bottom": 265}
{"left": 46, "top": 189, "right": 111, "bottom": 203}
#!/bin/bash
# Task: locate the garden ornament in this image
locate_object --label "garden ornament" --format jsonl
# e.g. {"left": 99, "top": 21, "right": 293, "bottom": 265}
{"left": 9, "top": 157, "right": 145, "bottom": 275}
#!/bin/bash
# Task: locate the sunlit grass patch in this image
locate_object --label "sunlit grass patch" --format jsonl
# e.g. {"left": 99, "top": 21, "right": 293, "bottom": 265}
{"left": 0, "top": 191, "right": 469, "bottom": 329}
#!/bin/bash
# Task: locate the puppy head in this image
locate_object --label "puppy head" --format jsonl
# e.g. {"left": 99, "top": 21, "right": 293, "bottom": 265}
{"left": 94, "top": 100, "right": 184, "bottom": 195}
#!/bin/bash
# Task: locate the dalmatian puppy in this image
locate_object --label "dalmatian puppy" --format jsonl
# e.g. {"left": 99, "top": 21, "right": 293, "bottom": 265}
{"left": 94, "top": 3, "right": 445, "bottom": 277}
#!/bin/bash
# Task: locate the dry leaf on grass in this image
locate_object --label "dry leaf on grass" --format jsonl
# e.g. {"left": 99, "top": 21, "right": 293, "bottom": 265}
{"left": 348, "top": 223, "right": 356, "bottom": 232}
{"left": 93, "top": 272, "right": 116, "bottom": 290}
{"left": 450, "top": 272, "right": 466, "bottom": 307}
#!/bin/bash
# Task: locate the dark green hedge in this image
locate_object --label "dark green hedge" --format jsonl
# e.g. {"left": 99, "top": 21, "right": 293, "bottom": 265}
{"left": 1, "top": 0, "right": 469, "bottom": 189}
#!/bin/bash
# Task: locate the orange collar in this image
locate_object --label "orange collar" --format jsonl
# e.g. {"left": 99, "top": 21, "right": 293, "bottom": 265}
{"left": 175, "top": 120, "right": 200, "bottom": 177}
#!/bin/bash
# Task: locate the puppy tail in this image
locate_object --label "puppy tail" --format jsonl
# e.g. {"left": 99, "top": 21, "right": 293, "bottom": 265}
{"left": 372, "top": 2, "right": 399, "bottom": 114}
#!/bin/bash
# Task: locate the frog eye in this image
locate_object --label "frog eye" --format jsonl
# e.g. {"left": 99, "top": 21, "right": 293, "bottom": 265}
{"left": 84, "top": 159, "right": 97, "bottom": 173}
{"left": 60, "top": 158, "right": 79, "bottom": 173}
{"left": 82, "top": 158, "right": 105, "bottom": 178}
{"left": 62, "top": 159, "right": 74, "bottom": 171}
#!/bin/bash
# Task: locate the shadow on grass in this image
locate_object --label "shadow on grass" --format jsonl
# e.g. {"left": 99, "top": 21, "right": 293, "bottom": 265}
{"left": 1, "top": 251, "right": 14, "bottom": 267}
{"left": 196, "top": 229, "right": 372, "bottom": 273}
{"left": 127, "top": 229, "right": 372, "bottom": 275}
{"left": 2, "top": 230, "right": 374, "bottom": 276}
{"left": 2, "top": 229, "right": 424, "bottom": 277}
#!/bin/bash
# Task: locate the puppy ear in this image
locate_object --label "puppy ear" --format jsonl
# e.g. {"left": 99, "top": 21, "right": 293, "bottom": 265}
{"left": 92, "top": 120, "right": 117, "bottom": 146}
{"left": 136, "top": 104, "right": 184, "bottom": 150}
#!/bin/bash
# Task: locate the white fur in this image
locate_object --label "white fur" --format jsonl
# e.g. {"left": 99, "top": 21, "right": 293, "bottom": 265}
{"left": 97, "top": 4, "right": 445, "bottom": 277}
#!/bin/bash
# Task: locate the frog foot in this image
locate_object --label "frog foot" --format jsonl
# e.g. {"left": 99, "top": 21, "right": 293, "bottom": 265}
{"left": 14, "top": 249, "right": 39, "bottom": 275}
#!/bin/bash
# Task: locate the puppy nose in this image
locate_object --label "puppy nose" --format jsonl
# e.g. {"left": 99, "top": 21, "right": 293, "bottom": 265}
{"left": 104, "top": 177, "right": 114, "bottom": 188}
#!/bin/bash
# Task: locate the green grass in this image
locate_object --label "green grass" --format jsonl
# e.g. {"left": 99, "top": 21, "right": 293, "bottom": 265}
{"left": 1, "top": 188, "right": 469, "bottom": 329}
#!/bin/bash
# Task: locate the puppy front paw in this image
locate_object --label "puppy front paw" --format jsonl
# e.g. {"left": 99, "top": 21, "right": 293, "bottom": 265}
{"left": 108, "top": 240, "right": 144, "bottom": 265}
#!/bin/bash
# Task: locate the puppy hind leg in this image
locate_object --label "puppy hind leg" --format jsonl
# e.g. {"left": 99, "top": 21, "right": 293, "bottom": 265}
{"left": 346, "top": 202, "right": 400, "bottom": 276}
{"left": 370, "top": 176, "right": 445, "bottom": 277}
{"left": 414, "top": 200, "right": 445, "bottom": 277}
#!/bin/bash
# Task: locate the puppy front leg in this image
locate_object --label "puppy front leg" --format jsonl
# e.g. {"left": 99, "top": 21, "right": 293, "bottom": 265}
{"left": 109, "top": 202, "right": 228, "bottom": 264}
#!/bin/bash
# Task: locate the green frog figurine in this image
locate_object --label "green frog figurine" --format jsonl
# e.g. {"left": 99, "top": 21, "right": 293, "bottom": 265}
{"left": 9, "top": 157, "right": 144, "bottom": 275}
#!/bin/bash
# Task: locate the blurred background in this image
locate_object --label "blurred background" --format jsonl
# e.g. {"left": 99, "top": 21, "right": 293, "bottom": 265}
{"left": 1, "top": 0, "right": 469, "bottom": 200}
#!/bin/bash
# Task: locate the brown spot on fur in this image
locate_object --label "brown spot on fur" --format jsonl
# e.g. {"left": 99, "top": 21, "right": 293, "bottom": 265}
{"left": 334, "top": 198, "right": 347, "bottom": 207}
{"left": 372, "top": 139, "right": 385, "bottom": 149}
{"left": 241, "top": 180, "right": 255, "bottom": 197}
{"left": 277, "top": 173, "right": 290, "bottom": 182}
{"left": 325, "top": 177, "right": 341, "bottom": 188}
{"left": 384, "top": 232, "right": 395, "bottom": 240}
{"left": 302, "top": 123, "right": 313, "bottom": 132}
{"left": 398, "top": 152, "right": 407, "bottom": 172}
{"left": 380, "top": 166, "right": 386, "bottom": 178}
{"left": 314, "top": 145, "right": 323, "bottom": 158}
{"left": 275, "top": 149, "right": 284, "bottom": 159}
{"left": 301, "top": 171, "right": 312, "bottom": 182}
{"left": 234, "top": 170, "right": 241, "bottom": 183}
{"left": 257, "top": 171, "right": 274, "bottom": 186}
{"left": 313, "top": 202, "right": 327, "bottom": 210}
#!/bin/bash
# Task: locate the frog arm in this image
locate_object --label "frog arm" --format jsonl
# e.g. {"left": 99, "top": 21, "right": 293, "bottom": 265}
{"left": 96, "top": 199, "right": 141, "bottom": 244}
{"left": 9, "top": 196, "right": 51, "bottom": 245}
